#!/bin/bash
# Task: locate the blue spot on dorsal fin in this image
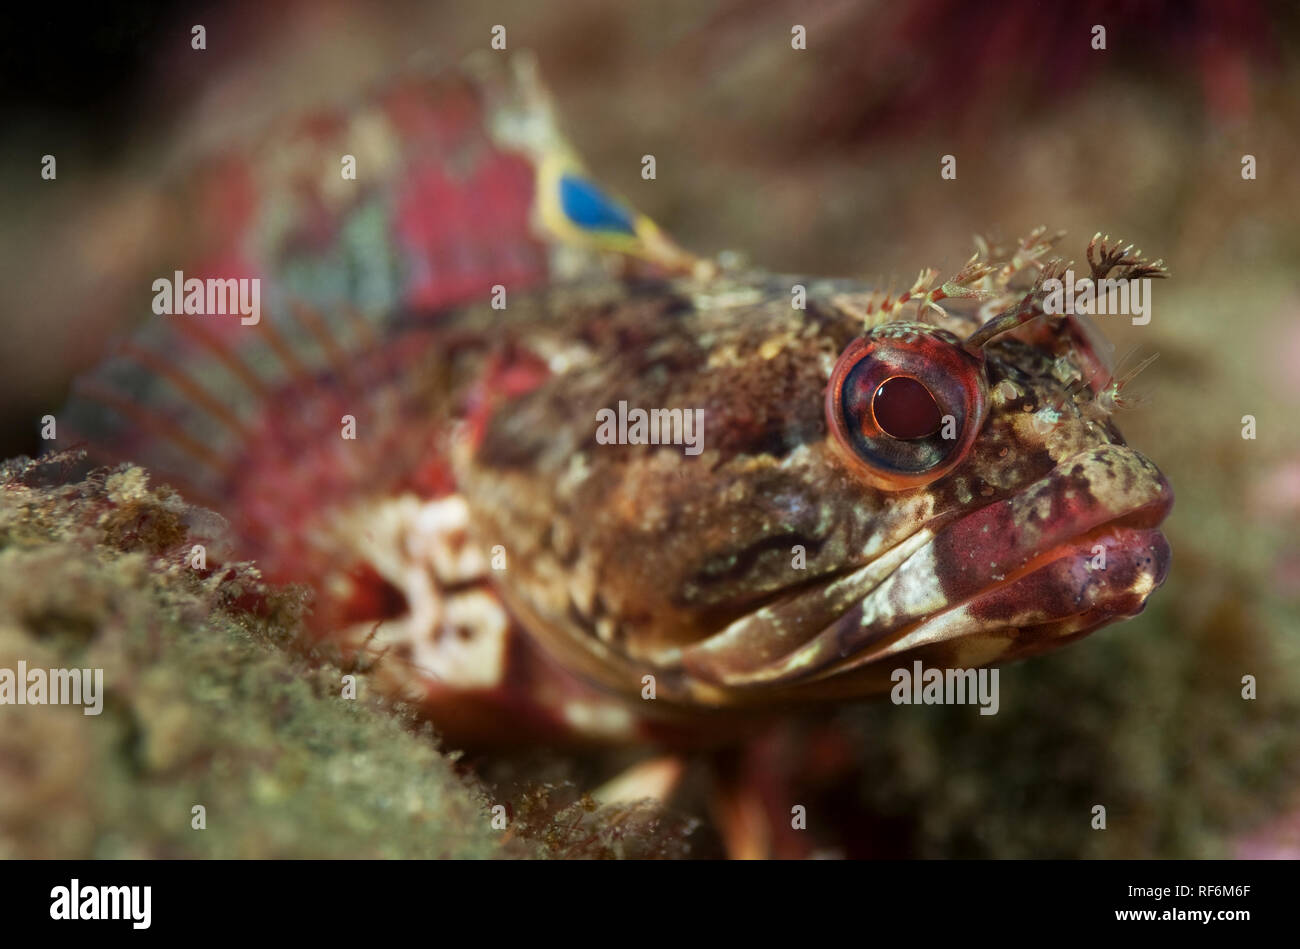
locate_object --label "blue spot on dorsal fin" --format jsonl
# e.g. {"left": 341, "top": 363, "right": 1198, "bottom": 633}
{"left": 559, "top": 173, "right": 637, "bottom": 235}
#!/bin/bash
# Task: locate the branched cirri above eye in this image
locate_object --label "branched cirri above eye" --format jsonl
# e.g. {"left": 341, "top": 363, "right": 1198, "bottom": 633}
{"left": 825, "top": 323, "right": 988, "bottom": 490}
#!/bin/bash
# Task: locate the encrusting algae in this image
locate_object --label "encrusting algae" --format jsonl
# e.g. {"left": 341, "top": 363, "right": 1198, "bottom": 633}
{"left": 0, "top": 451, "right": 697, "bottom": 859}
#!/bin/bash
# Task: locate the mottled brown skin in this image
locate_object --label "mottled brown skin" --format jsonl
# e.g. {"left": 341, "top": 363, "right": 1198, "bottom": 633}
{"left": 440, "top": 268, "right": 1172, "bottom": 714}
{"left": 65, "top": 244, "right": 1169, "bottom": 746}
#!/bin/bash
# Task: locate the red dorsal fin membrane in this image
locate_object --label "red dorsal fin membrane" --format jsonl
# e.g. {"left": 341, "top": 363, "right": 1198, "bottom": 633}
{"left": 56, "top": 59, "right": 563, "bottom": 607}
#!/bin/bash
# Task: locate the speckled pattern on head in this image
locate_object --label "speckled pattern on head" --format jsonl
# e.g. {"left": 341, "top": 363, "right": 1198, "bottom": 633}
{"left": 452, "top": 251, "right": 1173, "bottom": 712}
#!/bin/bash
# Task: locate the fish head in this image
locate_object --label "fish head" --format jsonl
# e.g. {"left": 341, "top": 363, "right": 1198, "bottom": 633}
{"left": 464, "top": 233, "right": 1173, "bottom": 709}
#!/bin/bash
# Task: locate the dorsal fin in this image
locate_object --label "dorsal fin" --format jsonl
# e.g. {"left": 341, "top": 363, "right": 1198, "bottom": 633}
{"left": 56, "top": 55, "right": 698, "bottom": 588}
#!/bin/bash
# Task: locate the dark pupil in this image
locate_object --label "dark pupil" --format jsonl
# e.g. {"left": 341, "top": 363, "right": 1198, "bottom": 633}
{"left": 872, "top": 376, "right": 942, "bottom": 439}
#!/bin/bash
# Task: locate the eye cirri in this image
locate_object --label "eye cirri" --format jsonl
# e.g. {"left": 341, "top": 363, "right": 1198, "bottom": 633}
{"left": 826, "top": 323, "right": 988, "bottom": 490}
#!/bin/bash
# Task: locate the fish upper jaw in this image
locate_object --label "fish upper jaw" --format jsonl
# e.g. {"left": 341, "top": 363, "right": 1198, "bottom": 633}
{"left": 680, "top": 443, "right": 1172, "bottom": 703}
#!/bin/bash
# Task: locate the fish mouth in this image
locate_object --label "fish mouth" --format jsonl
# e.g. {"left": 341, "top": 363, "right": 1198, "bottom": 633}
{"left": 681, "top": 444, "right": 1172, "bottom": 700}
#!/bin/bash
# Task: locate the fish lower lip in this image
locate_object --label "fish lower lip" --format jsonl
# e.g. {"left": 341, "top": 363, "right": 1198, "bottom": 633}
{"left": 924, "top": 445, "right": 1173, "bottom": 606}
{"left": 682, "top": 444, "right": 1173, "bottom": 694}
{"left": 815, "top": 443, "right": 1174, "bottom": 677}
{"left": 799, "top": 520, "right": 1172, "bottom": 689}
{"left": 947, "top": 520, "right": 1172, "bottom": 643}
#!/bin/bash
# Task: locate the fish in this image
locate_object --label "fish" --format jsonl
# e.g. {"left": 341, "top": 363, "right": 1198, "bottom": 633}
{"left": 57, "top": 56, "right": 1173, "bottom": 849}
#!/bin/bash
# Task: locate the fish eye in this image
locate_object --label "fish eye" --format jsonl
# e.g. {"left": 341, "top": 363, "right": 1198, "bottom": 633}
{"left": 825, "top": 324, "right": 988, "bottom": 489}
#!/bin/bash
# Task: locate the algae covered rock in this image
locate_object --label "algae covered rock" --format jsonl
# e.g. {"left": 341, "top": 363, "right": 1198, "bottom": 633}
{"left": 0, "top": 451, "right": 689, "bottom": 859}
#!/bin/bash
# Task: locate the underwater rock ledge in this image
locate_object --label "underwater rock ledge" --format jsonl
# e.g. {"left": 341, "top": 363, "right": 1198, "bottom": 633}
{"left": 0, "top": 451, "right": 686, "bottom": 859}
